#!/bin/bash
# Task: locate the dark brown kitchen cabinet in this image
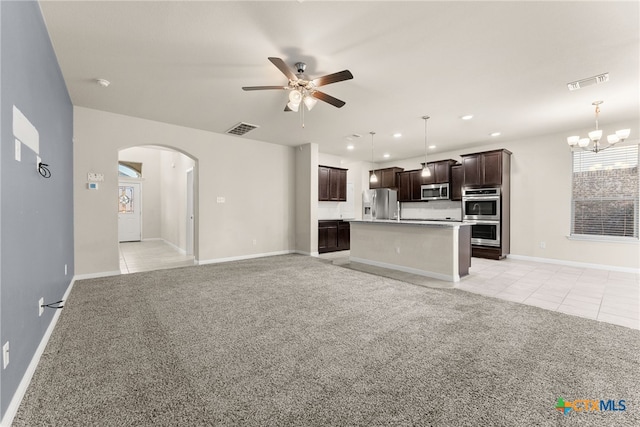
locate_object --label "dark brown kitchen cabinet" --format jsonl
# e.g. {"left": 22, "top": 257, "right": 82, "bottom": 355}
{"left": 369, "top": 167, "right": 403, "bottom": 189}
{"left": 318, "top": 166, "right": 347, "bottom": 201}
{"left": 450, "top": 164, "right": 463, "bottom": 201}
{"left": 420, "top": 160, "right": 456, "bottom": 184}
{"left": 318, "top": 220, "right": 350, "bottom": 253}
{"left": 461, "top": 149, "right": 511, "bottom": 187}
{"left": 398, "top": 170, "right": 423, "bottom": 202}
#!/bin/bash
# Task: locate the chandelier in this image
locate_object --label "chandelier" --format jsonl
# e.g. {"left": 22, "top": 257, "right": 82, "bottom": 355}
{"left": 567, "top": 101, "right": 630, "bottom": 153}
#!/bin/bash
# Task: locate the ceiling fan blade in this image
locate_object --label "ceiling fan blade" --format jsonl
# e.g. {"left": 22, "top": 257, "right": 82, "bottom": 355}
{"left": 242, "top": 85, "right": 287, "bottom": 91}
{"left": 268, "top": 57, "right": 297, "bottom": 81}
{"left": 312, "top": 70, "right": 353, "bottom": 87}
{"left": 311, "top": 91, "right": 346, "bottom": 108}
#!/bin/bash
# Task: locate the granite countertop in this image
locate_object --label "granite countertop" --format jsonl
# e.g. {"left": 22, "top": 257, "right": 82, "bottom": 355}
{"left": 349, "top": 219, "right": 474, "bottom": 227}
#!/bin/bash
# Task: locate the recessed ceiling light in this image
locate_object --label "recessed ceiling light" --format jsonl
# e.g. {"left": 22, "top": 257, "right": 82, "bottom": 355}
{"left": 490, "top": 132, "right": 501, "bottom": 137}
{"left": 383, "top": 153, "right": 390, "bottom": 158}
{"left": 96, "top": 78, "right": 110, "bottom": 88}
{"left": 347, "top": 144, "right": 355, "bottom": 150}
{"left": 461, "top": 115, "right": 473, "bottom": 120}
{"left": 393, "top": 133, "right": 402, "bottom": 138}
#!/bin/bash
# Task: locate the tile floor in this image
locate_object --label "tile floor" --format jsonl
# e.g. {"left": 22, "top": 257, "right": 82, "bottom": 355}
{"left": 322, "top": 251, "right": 640, "bottom": 331}
{"left": 119, "top": 240, "right": 195, "bottom": 274}
{"left": 120, "top": 243, "right": 639, "bottom": 330}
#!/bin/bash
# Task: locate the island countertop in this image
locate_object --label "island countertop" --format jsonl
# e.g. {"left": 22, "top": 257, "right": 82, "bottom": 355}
{"left": 349, "top": 219, "right": 473, "bottom": 228}
{"left": 349, "top": 220, "right": 472, "bottom": 282}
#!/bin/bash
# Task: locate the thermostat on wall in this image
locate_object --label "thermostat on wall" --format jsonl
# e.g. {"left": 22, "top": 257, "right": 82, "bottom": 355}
{"left": 87, "top": 182, "right": 99, "bottom": 190}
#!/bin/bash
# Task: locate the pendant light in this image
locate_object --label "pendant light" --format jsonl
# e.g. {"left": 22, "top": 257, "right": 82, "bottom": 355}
{"left": 421, "top": 116, "right": 432, "bottom": 177}
{"left": 369, "top": 131, "right": 378, "bottom": 183}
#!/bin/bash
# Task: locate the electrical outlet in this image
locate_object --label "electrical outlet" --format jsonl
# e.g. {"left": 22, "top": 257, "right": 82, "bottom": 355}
{"left": 396, "top": 247, "right": 401, "bottom": 254}
{"left": 216, "top": 196, "right": 225, "bottom": 204}
{"left": 252, "top": 239, "right": 257, "bottom": 245}
{"left": 539, "top": 241, "right": 546, "bottom": 249}
{"left": 65, "top": 264, "right": 68, "bottom": 275}
{"left": 3, "top": 342, "right": 9, "bottom": 369}
{"left": 15, "top": 139, "right": 21, "bottom": 161}
{"left": 36, "top": 155, "right": 42, "bottom": 172}
{"left": 39, "top": 297, "right": 44, "bottom": 316}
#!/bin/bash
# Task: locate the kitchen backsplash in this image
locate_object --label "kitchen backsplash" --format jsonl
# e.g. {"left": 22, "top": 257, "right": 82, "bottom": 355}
{"left": 401, "top": 200, "right": 462, "bottom": 221}
{"left": 318, "top": 183, "right": 355, "bottom": 220}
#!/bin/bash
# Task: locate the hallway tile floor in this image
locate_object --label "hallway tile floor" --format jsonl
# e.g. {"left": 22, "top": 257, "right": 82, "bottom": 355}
{"left": 119, "top": 240, "right": 195, "bottom": 274}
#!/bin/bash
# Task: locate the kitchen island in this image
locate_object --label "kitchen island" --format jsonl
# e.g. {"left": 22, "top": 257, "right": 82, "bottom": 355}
{"left": 349, "top": 220, "right": 472, "bottom": 283}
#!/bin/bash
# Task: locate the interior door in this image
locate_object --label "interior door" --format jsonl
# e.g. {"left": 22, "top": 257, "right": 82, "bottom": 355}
{"left": 118, "top": 182, "right": 141, "bottom": 242}
{"left": 186, "top": 168, "right": 194, "bottom": 256}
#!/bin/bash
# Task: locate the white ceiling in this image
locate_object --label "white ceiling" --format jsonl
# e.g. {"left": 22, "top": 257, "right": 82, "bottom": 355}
{"left": 39, "top": 0, "right": 639, "bottom": 163}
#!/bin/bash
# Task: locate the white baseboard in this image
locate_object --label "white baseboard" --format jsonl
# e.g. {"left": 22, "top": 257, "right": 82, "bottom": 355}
{"left": 507, "top": 254, "right": 640, "bottom": 274}
{"left": 197, "top": 250, "right": 295, "bottom": 265}
{"left": 73, "top": 270, "right": 121, "bottom": 280}
{"left": 296, "top": 250, "right": 318, "bottom": 256}
{"left": 349, "top": 257, "right": 459, "bottom": 283}
{"left": 0, "top": 278, "right": 76, "bottom": 427}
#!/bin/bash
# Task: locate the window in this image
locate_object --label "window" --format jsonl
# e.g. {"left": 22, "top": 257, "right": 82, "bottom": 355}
{"left": 571, "top": 144, "right": 639, "bottom": 239}
{"left": 118, "top": 161, "right": 142, "bottom": 178}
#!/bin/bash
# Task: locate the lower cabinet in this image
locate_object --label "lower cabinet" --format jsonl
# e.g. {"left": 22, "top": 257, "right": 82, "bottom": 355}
{"left": 319, "top": 220, "right": 350, "bottom": 253}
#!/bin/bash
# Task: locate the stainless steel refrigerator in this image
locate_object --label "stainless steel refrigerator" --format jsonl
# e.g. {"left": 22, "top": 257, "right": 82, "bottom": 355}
{"left": 362, "top": 189, "right": 398, "bottom": 220}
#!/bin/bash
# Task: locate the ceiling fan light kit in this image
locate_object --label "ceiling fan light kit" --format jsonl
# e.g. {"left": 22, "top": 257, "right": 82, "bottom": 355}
{"left": 242, "top": 57, "right": 354, "bottom": 126}
{"left": 567, "top": 101, "right": 630, "bottom": 153}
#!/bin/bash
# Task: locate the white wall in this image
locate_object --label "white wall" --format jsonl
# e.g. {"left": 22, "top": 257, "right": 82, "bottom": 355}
{"left": 379, "top": 120, "right": 640, "bottom": 270}
{"left": 159, "top": 150, "right": 195, "bottom": 250}
{"left": 74, "top": 107, "right": 296, "bottom": 275}
{"left": 295, "top": 143, "right": 318, "bottom": 255}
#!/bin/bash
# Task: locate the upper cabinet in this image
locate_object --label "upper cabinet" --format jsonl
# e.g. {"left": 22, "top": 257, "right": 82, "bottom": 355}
{"left": 319, "top": 165, "right": 347, "bottom": 201}
{"left": 421, "top": 159, "right": 457, "bottom": 184}
{"left": 450, "top": 164, "right": 464, "bottom": 201}
{"left": 461, "top": 149, "right": 512, "bottom": 187}
{"left": 369, "top": 167, "right": 404, "bottom": 189}
{"left": 398, "top": 170, "right": 423, "bottom": 202}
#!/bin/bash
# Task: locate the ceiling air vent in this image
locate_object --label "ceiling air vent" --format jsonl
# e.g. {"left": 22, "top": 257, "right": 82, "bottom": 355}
{"left": 226, "top": 122, "right": 259, "bottom": 136}
{"left": 567, "top": 72, "right": 609, "bottom": 91}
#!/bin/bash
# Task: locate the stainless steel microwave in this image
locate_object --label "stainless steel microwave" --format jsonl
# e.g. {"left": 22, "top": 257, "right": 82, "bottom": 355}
{"left": 421, "top": 183, "right": 449, "bottom": 201}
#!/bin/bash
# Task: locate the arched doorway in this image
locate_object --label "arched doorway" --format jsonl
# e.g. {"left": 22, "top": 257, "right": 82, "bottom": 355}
{"left": 117, "top": 145, "right": 199, "bottom": 273}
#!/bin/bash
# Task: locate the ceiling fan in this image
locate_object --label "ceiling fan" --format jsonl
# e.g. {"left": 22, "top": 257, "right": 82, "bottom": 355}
{"left": 242, "top": 57, "right": 353, "bottom": 112}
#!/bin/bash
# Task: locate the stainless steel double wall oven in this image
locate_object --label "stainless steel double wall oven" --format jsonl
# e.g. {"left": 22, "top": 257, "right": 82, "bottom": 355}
{"left": 462, "top": 187, "right": 501, "bottom": 247}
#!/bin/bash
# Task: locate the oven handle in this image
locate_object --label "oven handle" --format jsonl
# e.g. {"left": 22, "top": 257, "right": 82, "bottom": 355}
{"left": 462, "top": 195, "right": 500, "bottom": 200}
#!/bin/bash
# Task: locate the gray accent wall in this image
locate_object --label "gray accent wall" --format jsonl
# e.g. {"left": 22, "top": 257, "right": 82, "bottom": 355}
{"left": 0, "top": 1, "right": 73, "bottom": 419}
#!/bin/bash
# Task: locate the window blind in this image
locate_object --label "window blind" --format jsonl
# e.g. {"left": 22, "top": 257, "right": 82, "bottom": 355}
{"left": 571, "top": 144, "right": 639, "bottom": 238}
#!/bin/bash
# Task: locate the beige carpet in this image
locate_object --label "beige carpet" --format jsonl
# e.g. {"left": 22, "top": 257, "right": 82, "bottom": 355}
{"left": 14, "top": 254, "right": 640, "bottom": 426}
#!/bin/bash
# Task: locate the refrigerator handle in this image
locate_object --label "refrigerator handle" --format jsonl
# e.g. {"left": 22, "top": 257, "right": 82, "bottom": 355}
{"left": 371, "top": 191, "right": 376, "bottom": 219}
